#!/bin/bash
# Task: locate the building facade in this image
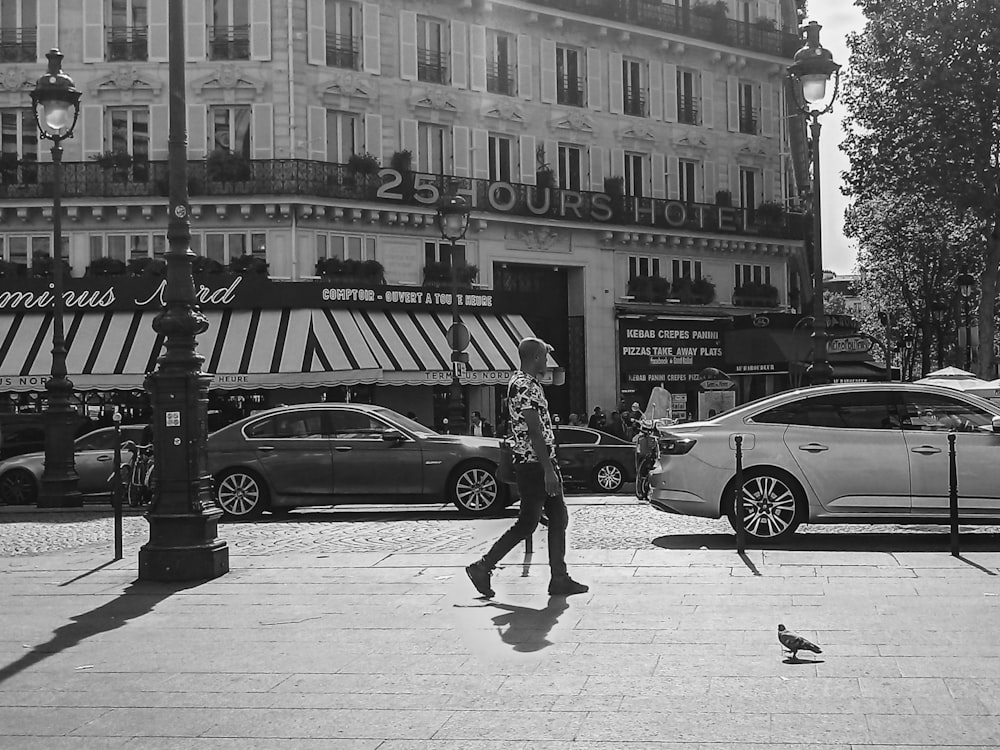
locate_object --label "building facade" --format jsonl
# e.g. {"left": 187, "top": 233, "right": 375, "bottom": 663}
{"left": 0, "top": 0, "right": 872, "bottom": 429}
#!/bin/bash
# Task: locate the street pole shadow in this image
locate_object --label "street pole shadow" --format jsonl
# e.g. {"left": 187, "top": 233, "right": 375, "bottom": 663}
{"left": 0, "top": 579, "right": 199, "bottom": 686}
{"left": 487, "top": 595, "right": 570, "bottom": 653}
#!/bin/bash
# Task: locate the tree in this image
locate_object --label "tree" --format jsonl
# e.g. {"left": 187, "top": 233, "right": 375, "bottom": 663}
{"left": 841, "top": 0, "right": 1000, "bottom": 377}
{"left": 823, "top": 289, "right": 847, "bottom": 315}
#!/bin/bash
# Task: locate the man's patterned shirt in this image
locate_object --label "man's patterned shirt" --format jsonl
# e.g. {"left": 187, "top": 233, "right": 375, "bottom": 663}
{"left": 507, "top": 369, "right": 556, "bottom": 464}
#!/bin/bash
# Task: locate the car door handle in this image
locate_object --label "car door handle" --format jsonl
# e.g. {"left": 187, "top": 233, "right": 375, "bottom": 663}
{"left": 911, "top": 445, "right": 942, "bottom": 455}
{"left": 797, "top": 443, "right": 829, "bottom": 453}
{"left": 334, "top": 446, "right": 352, "bottom": 452}
{"left": 257, "top": 446, "right": 275, "bottom": 453}
{"left": 97, "top": 455, "right": 112, "bottom": 462}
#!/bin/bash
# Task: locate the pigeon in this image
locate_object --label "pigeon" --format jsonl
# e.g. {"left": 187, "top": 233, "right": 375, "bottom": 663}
{"left": 777, "top": 624, "right": 822, "bottom": 659}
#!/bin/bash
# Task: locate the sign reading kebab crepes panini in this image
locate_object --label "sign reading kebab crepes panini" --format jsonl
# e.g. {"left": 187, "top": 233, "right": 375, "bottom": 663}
{"left": 618, "top": 318, "right": 726, "bottom": 385}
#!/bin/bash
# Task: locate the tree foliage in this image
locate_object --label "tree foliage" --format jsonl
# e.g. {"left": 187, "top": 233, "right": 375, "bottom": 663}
{"left": 841, "top": 0, "right": 1000, "bottom": 376}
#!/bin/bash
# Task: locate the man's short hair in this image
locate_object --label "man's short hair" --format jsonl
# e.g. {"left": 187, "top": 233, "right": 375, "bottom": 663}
{"left": 517, "top": 336, "right": 552, "bottom": 361}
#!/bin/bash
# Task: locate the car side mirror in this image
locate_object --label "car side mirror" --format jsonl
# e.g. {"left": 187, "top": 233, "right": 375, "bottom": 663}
{"left": 382, "top": 429, "right": 404, "bottom": 442}
{"left": 992, "top": 416, "right": 1000, "bottom": 433}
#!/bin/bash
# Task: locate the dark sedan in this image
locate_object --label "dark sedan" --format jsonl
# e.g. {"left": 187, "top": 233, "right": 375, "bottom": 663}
{"left": 207, "top": 403, "right": 513, "bottom": 519}
{"left": 555, "top": 425, "right": 636, "bottom": 493}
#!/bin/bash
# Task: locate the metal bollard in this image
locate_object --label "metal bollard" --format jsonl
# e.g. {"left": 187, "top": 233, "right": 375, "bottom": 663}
{"left": 112, "top": 412, "right": 123, "bottom": 561}
{"left": 734, "top": 435, "right": 746, "bottom": 554}
{"left": 949, "top": 432, "right": 959, "bottom": 557}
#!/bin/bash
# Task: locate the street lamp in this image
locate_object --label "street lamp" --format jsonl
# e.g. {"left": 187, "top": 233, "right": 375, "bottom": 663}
{"left": 139, "top": 0, "right": 228, "bottom": 581}
{"left": 436, "top": 194, "right": 471, "bottom": 435}
{"left": 930, "top": 299, "right": 948, "bottom": 370}
{"left": 31, "top": 48, "right": 82, "bottom": 508}
{"left": 957, "top": 272, "right": 976, "bottom": 371}
{"left": 788, "top": 20, "right": 841, "bottom": 386}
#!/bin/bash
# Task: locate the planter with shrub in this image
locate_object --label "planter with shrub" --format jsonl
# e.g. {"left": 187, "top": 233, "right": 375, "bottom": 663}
{"left": 191, "top": 255, "right": 225, "bottom": 275}
{"left": 0, "top": 259, "right": 26, "bottom": 278}
{"left": 229, "top": 254, "right": 269, "bottom": 276}
{"left": 316, "top": 257, "right": 385, "bottom": 286}
{"left": 732, "top": 280, "right": 779, "bottom": 307}
{"left": 30, "top": 253, "right": 72, "bottom": 279}
{"left": 671, "top": 275, "right": 716, "bottom": 305}
{"left": 714, "top": 189, "right": 733, "bottom": 207}
{"left": 390, "top": 149, "right": 415, "bottom": 201}
{"left": 423, "top": 261, "right": 478, "bottom": 289}
{"left": 627, "top": 274, "right": 671, "bottom": 303}
{"left": 207, "top": 149, "right": 252, "bottom": 182}
{"left": 603, "top": 175, "right": 626, "bottom": 223}
{"left": 86, "top": 256, "right": 127, "bottom": 277}
{"left": 127, "top": 257, "right": 167, "bottom": 278}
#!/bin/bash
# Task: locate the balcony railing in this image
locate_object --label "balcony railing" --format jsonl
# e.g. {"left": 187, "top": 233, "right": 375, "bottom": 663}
{"left": 0, "top": 158, "right": 805, "bottom": 239}
{"left": 0, "top": 27, "right": 37, "bottom": 63}
{"left": 557, "top": 75, "right": 585, "bottom": 106}
{"left": 623, "top": 85, "right": 646, "bottom": 117}
{"left": 417, "top": 48, "right": 447, "bottom": 84}
{"left": 325, "top": 32, "right": 358, "bottom": 69}
{"left": 209, "top": 24, "right": 250, "bottom": 60}
{"left": 677, "top": 93, "right": 699, "bottom": 124}
{"left": 529, "top": 0, "right": 800, "bottom": 57}
{"left": 487, "top": 61, "right": 515, "bottom": 95}
{"left": 739, "top": 104, "right": 759, "bottom": 135}
{"left": 107, "top": 26, "right": 148, "bottom": 61}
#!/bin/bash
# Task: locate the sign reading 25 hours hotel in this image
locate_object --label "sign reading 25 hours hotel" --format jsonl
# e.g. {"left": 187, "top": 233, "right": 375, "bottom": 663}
{"left": 619, "top": 318, "right": 726, "bottom": 375}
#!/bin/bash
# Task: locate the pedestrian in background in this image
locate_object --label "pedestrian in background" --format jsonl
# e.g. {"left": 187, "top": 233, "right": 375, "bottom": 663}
{"left": 466, "top": 337, "right": 589, "bottom": 598}
{"left": 469, "top": 410, "right": 494, "bottom": 437}
{"left": 587, "top": 407, "right": 606, "bottom": 430}
{"left": 607, "top": 411, "right": 626, "bottom": 439}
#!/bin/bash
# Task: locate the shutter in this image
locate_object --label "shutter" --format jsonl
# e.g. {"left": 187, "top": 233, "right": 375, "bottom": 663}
{"left": 37, "top": 0, "right": 57, "bottom": 59}
{"left": 519, "top": 134, "right": 536, "bottom": 184}
{"left": 587, "top": 47, "right": 603, "bottom": 111}
{"left": 727, "top": 76, "right": 739, "bottom": 132}
{"left": 469, "top": 24, "right": 486, "bottom": 92}
{"left": 761, "top": 83, "right": 774, "bottom": 137}
{"left": 252, "top": 103, "right": 274, "bottom": 159}
{"left": 308, "top": 106, "right": 327, "bottom": 160}
{"left": 148, "top": 1, "right": 168, "bottom": 62}
{"left": 610, "top": 148, "right": 624, "bottom": 179}
{"left": 701, "top": 71, "right": 714, "bottom": 128}
{"left": 729, "top": 165, "right": 739, "bottom": 200}
{"left": 81, "top": 105, "right": 104, "bottom": 160}
{"left": 648, "top": 60, "right": 663, "bottom": 121}
{"left": 704, "top": 160, "right": 716, "bottom": 199}
{"left": 450, "top": 20, "right": 467, "bottom": 88}
{"left": 400, "top": 118, "right": 419, "bottom": 158}
{"left": 764, "top": 169, "right": 776, "bottom": 204}
{"left": 589, "top": 146, "right": 604, "bottom": 190}
{"left": 307, "top": 0, "right": 325, "bottom": 65}
{"left": 452, "top": 126, "right": 470, "bottom": 176}
{"left": 663, "top": 63, "right": 677, "bottom": 123}
{"left": 399, "top": 11, "right": 417, "bottom": 81}
{"left": 362, "top": 3, "right": 381, "bottom": 74}
{"left": 82, "top": 0, "right": 104, "bottom": 62}
{"left": 250, "top": 0, "right": 271, "bottom": 61}
{"left": 608, "top": 52, "right": 623, "bottom": 115}
{"left": 472, "top": 128, "right": 489, "bottom": 179}
{"left": 761, "top": 0, "right": 779, "bottom": 23}
{"left": 666, "top": 156, "right": 679, "bottom": 199}
{"left": 149, "top": 104, "right": 168, "bottom": 160}
{"left": 651, "top": 153, "right": 666, "bottom": 199}
{"left": 543, "top": 138, "right": 557, "bottom": 176}
{"left": 186, "top": 0, "right": 206, "bottom": 61}
{"left": 517, "top": 34, "right": 532, "bottom": 99}
{"left": 540, "top": 39, "right": 556, "bottom": 104}
{"left": 187, "top": 104, "right": 208, "bottom": 159}
{"left": 364, "top": 113, "right": 383, "bottom": 161}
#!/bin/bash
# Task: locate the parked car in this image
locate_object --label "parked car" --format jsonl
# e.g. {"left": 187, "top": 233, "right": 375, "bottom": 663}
{"left": 555, "top": 425, "right": 635, "bottom": 493}
{"left": 647, "top": 382, "right": 1000, "bottom": 542}
{"left": 206, "top": 403, "right": 512, "bottom": 519}
{"left": 0, "top": 424, "right": 149, "bottom": 505}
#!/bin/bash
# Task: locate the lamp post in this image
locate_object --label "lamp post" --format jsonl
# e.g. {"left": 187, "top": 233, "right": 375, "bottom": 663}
{"left": 436, "top": 195, "right": 471, "bottom": 435}
{"left": 788, "top": 21, "right": 841, "bottom": 386}
{"left": 930, "top": 299, "right": 948, "bottom": 370}
{"left": 139, "top": 0, "right": 228, "bottom": 581}
{"left": 31, "top": 49, "right": 81, "bottom": 508}
{"left": 957, "top": 272, "right": 976, "bottom": 371}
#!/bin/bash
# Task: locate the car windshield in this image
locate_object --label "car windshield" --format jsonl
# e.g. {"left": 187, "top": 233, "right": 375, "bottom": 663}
{"left": 373, "top": 408, "right": 439, "bottom": 438}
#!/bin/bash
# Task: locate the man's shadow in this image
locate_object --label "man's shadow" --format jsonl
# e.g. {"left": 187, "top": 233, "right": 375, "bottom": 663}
{"left": 0, "top": 579, "right": 197, "bottom": 686}
{"left": 487, "top": 595, "right": 569, "bottom": 653}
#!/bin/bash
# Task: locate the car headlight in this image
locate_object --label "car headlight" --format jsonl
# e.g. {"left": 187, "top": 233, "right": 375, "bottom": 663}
{"left": 657, "top": 437, "right": 696, "bottom": 455}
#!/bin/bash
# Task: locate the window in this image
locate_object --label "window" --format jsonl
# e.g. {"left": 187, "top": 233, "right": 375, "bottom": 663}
{"left": 326, "top": 110, "right": 359, "bottom": 164}
{"left": 417, "top": 122, "right": 448, "bottom": 173}
{"left": 425, "top": 240, "right": 465, "bottom": 266}
{"left": 329, "top": 411, "right": 387, "bottom": 439}
{"left": 202, "top": 232, "right": 267, "bottom": 265}
{"left": 317, "top": 232, "right": 375, "bottom": 261}
{"left": 417, "top": 16, "right": 446, "bottom": 84}
{"left": 325, "top": 0, "right": 358, "bottom": 68}
{"left": 210, "top": 105, "right": 252, "bottom": 157}
{"left": 210, "top": 0, "right": 250, "bottom": 60}
{"left": 899, "top": 393, "right": 994, "bottom": 433}
{"left": 488, "top": 133, "right": 513, "bottom": 182}
{"left": 678, "top": 159, "right": 698, "bottom": 203}
{"left": 108, "top": 107, "right": 150, "bottom": 180}
{"left": 738, "top": 81, "right": 758, "bottom": 134}
{"left": 556, "top": 46, "right": 584, "bottom": 106}
{"left": 108, "top": 0, "right": 148, "bottom": 61}
{"left": 557, "top": 427, "right": 600, "bottom": 445}
{"left": 246, "top": 410, "right": 326, "bottom": 439}
{"left": 672, "top": 259, "right": 702, "bottom": 281}
{"left": 735, "top": 263, "right": 771, "bottom": 286}
{"left": 624, "top": 152, "right": 645, "bottom": 197}
{"left": 2, "top": 235, "right": 49, "bottom": 266}
{"left": 486, "top": 30, "right": 515, "bottom": 95}
{"left": 628, "top": 255, "right": 661, "bottom": 279}
{"left": 755, "top": 392, "right": 898, "bottom": 430}
{"left": 89, "top": 233, "right": 167, "bottom": 262}
{"left": 0, "top": 0, "right": 36, "bottom": 63}
{"left": 677, "top": 69, "right": 699, "bottom": 124}
{"left": 622, "top": 58, "right": 646, "bottom": 117}
{"left": 0, "top": 108, "right": 37, "bottom": 185}
{"left": 557, "top": 143, "right": 581, "bottom": 190}
{"left": 739, "top": 167, "right": 758, "bottom": 209}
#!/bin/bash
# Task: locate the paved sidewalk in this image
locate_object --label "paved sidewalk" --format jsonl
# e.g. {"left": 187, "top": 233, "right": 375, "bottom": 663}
{"left": 2, "top": 522, "right": 1000, "bottom": 749}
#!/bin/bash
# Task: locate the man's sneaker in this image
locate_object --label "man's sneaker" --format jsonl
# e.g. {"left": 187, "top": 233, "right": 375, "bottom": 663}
{"left": 465, "top": 561, "right": 494, "bottom": 598}
{"left": 548, "top": 575, "right": 589, "bottom": 596}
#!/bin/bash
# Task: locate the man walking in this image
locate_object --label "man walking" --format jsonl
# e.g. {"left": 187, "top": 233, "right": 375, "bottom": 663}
{"left": 468, "top": 411, "right": 494, "bottom": 437}
{"left": 466, "top": 337, "right": 589, "bottom": 598}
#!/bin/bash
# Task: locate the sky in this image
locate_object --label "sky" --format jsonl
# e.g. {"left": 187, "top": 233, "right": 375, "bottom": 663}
{"left": 802, "top": 1, "right": 868, "bottom": 275}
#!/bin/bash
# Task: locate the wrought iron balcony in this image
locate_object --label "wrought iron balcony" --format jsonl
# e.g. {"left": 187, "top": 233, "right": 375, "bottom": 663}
{"left": 326, "top": 32, "right": 358, "bottom": 69}
{"left": 623, "top": 85, "right": 646, "bottom": 117}
{"left": 209, "top": 24, "right": 250, "bottom": 60}
{"left": 417, "top": 48, "right": 448, "bottom": 84}
{"left": 0, "top": 27, "right": 37, "bottom": 63}
{"left": 739, "top": 104, "right": 759, "bottom": 135}
{"left": 677, "top": 93, "right": 699, "bottom": 125}
{"left": 108, "top": 26, "right": 148, "bottom": 61}
{"left": 487, "top": 61, "right": 515, "bottom": 95}
{"left": 557, "top": 75, "right": 585, "bottom": 106}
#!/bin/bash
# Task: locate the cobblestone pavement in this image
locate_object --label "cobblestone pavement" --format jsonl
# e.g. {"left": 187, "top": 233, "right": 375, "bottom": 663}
{"left": 4, "top": 496, "right": 1000, "bottom": 557}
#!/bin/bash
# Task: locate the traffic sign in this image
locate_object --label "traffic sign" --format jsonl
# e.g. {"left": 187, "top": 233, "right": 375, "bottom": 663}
{"left": 446, "top": 322, "right": 471, "bottom": 351}
{"left": 452, "top": 361, "right": 468, "bottom": 377}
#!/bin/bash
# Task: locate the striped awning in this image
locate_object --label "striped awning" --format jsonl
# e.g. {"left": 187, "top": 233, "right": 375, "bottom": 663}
{"left": 348, "top": 310, "right": 561, "bottom": 386}
{"left": 0, "top": 309, "right": 381, "bottom": 392}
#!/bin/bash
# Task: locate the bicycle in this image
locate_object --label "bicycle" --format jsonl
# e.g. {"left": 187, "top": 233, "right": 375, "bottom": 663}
{"left": 119, "top": 441, "right": 155, "bottom": 507}
{"left": 633, "top": 421, "right": 658, "bottom": 502}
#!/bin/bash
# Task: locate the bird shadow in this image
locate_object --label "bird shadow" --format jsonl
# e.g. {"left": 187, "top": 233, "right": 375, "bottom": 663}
{"left": 783, "top": 656, "right": 825, "bottom": 665}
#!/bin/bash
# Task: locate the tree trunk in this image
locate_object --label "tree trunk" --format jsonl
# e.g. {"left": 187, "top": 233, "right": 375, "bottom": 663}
{"left": 977, "top": 215, "right": 1000, "bottom": 378}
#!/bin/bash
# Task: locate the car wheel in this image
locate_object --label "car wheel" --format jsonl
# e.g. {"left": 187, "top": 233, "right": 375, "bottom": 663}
{"left": 450, "top": 461, "right": 503, "bottom": 516}
{"left": 726, "top": 469, "right": 804, "bottom": 543}
{"left": 215, "top": 469, "right": 268, "bottom": 520}
{"left": 592, "top": 461, "right": 626, "bottom": 493}
{"left": 0, "top": 469, "right": 37, "bottom": 505}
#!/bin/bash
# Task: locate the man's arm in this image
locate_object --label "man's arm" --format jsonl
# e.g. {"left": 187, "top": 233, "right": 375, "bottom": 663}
{"left": 523, "top": 408, "right": 560, "bottom": 496}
